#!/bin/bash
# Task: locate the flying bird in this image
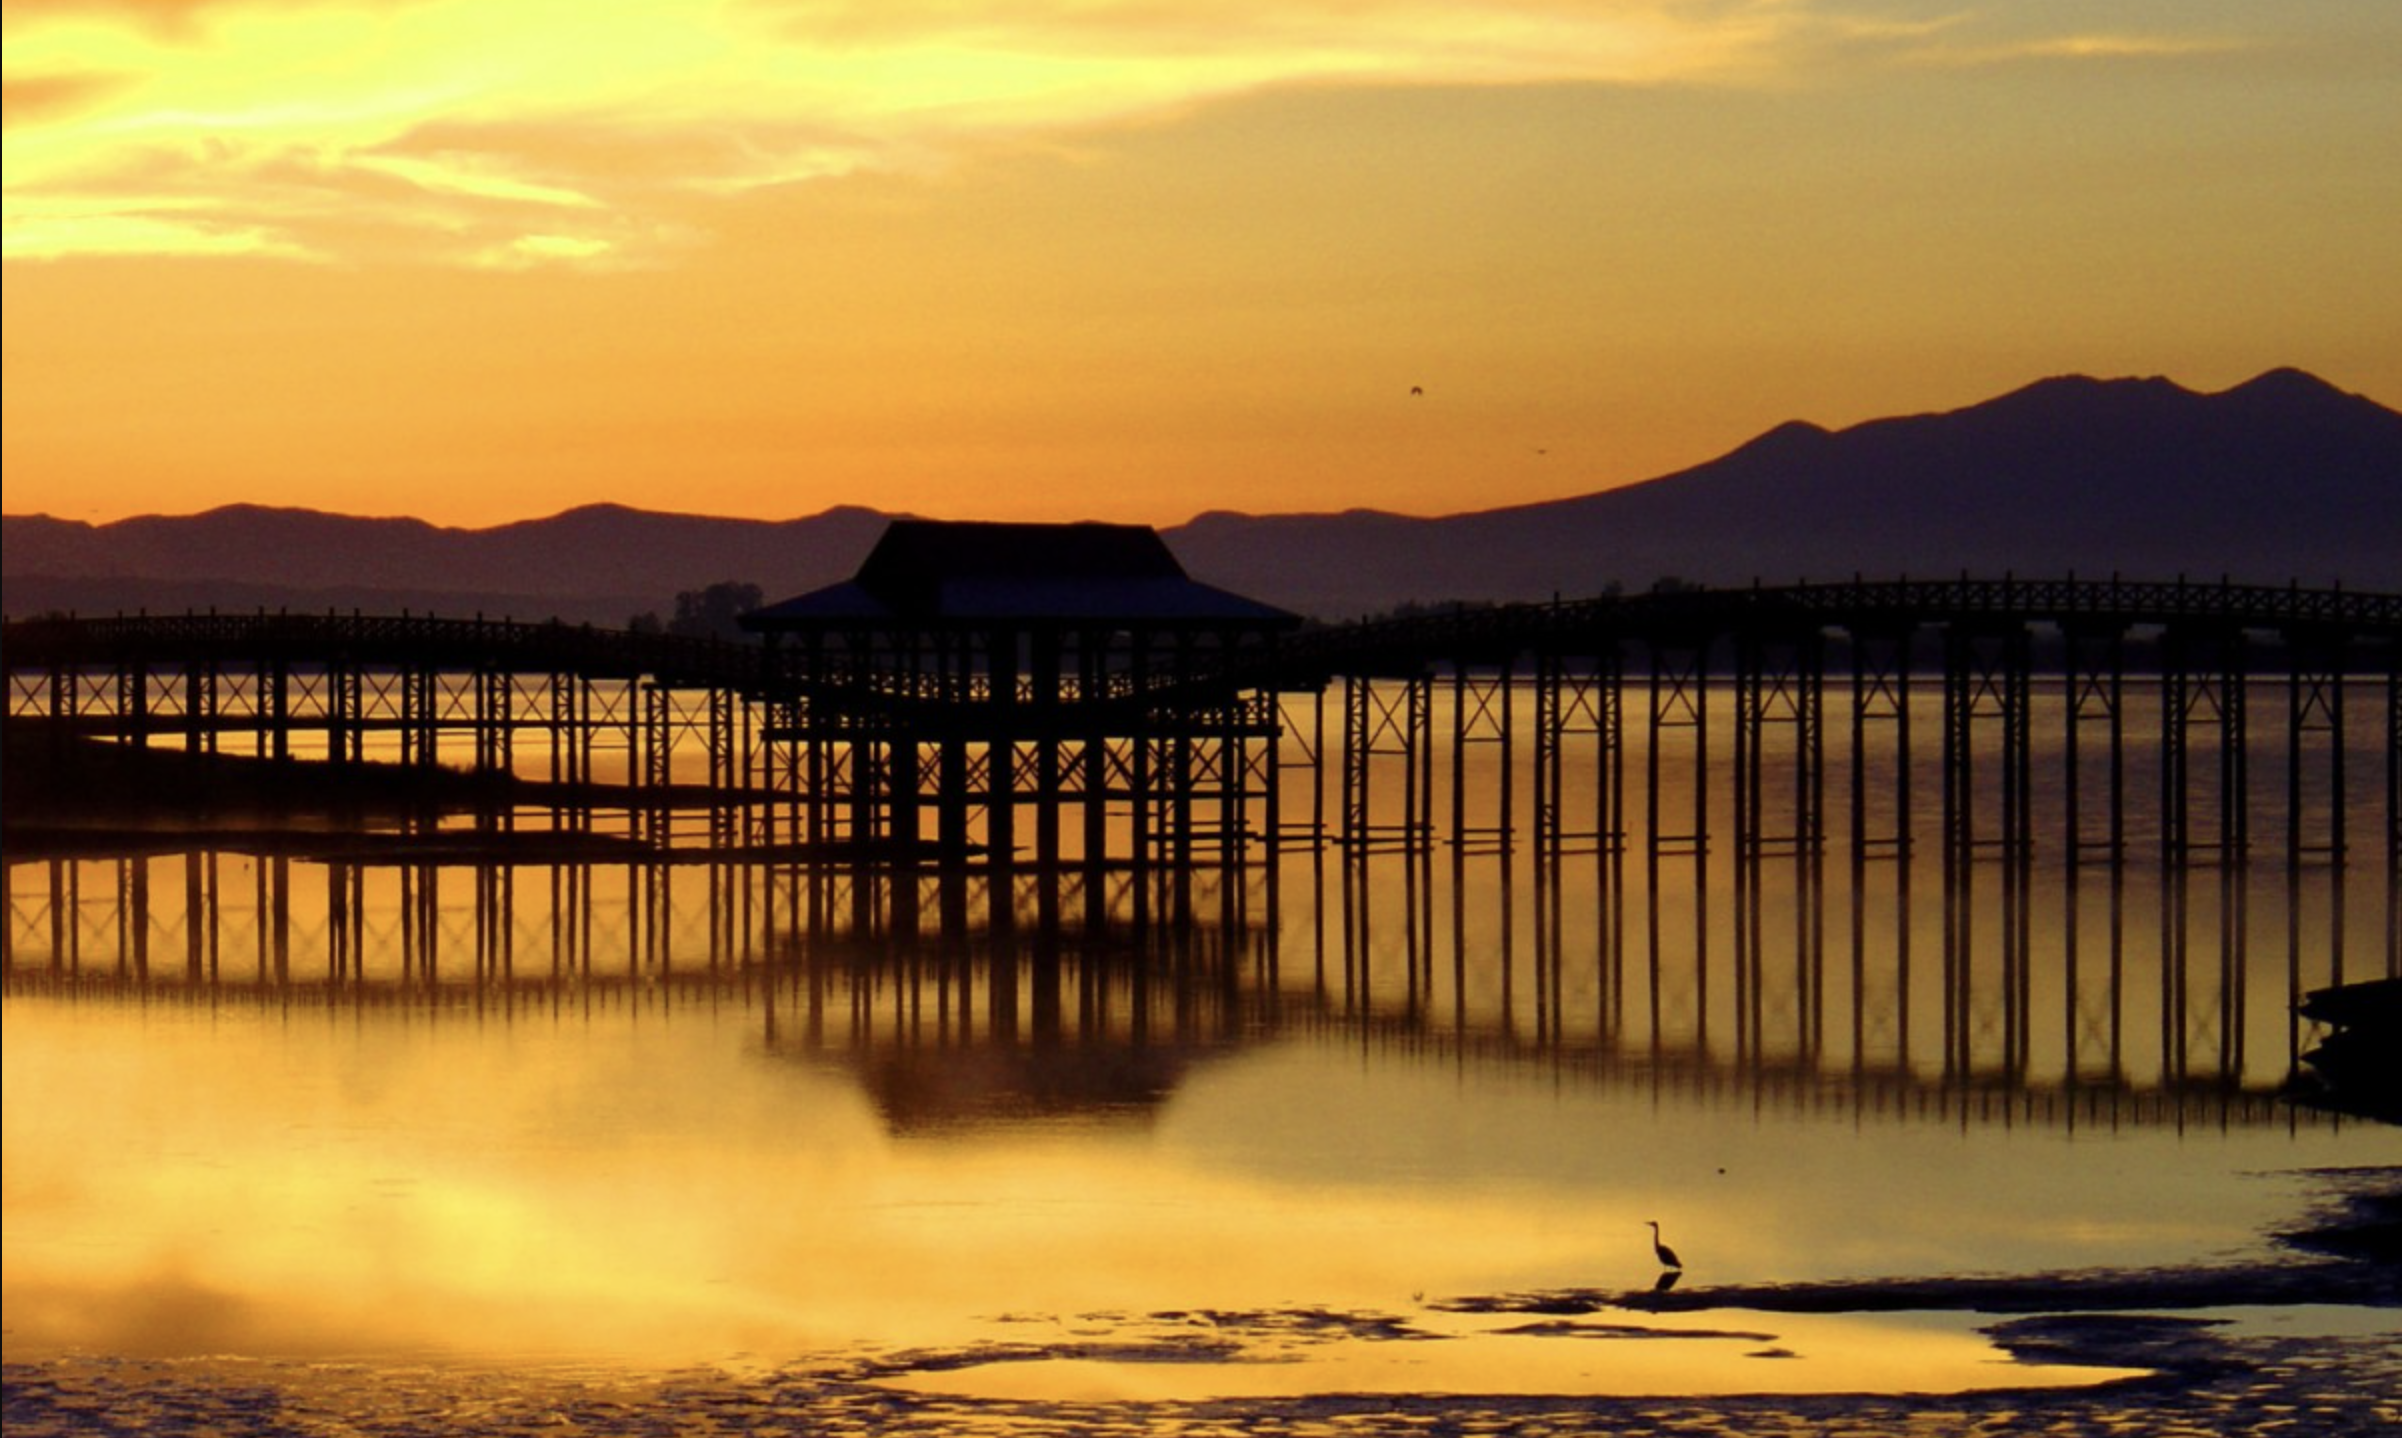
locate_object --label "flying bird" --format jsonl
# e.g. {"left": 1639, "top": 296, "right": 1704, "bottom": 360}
{"left": 1647, "top": 1220, "right": 1683, "bottom": 1271}
{"left": 1409, "top": 385, "right": 1424, "bottom": 397}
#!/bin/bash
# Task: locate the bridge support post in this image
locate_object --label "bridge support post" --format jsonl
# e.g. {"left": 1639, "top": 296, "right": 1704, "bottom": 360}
{"left": 1939, "top": 619, "right": 2033, "bottom": 1085}
{"left": 1029, "top": 630, "right": 1065, "bottom": 868}
{"left": 1940, "top": 623, "right": 2032, "bottom": 859}
{"left": 1167, "top": 632, "right": 1198, "bottom": 871}
{"left": 1646, "top": 638, "right": 1709, "bottom": 856}
{"left": 886, "top": 737, "right": 923, "bottom": 857}
{"left": 2063, "top": 624, "right": 2128, "bottom": 865}
{"left": 2283, "top": 628, "right": 2347, "bottom": 868}
{"left": 643, "top": 681, "right": 672, "bottom": 845}
{"left": 1738, "top": 627, "right": 1828, "bottom": 1066}
{"left": 545, "top": 673, "right": 571, "bottom": 787}
{"left": 476, "top": 668, "right": 511, "bottom": 777}
{"left": 1259, "top": 689, "right": 1284, "bottom": 863}
{"left": 183, "top": 659, "right": 219, "bottom": 758}
{"left": 1532, "top": 644, "right": 1621, "bottom": 858}
{"left": 45, "top": 661, "right": 74, "bottom": 755}
{"left": 116, "top": 657, "right": 150, "bottom": 749}
{"left": 326, "top": 660, "right": 361, "bottom": 766}
{"left": 1847, "top": 626, "right": 1913, "bottom": 861}
{"left": 1240, "top": 692, "right": 1275, "bottom": 865}
{"left": 839, "top": 729, "right": 876, "bottom": 851}
{"left": 1342, "top": 674, "right": 1433, "bottom": 852}
{"left": 2161, "top": 622, "right": 2248, "bottom": 864}
{"left": 1450, "top": 659, "right": 1513, "bottom": 853}
{"left": 1273, "top": 688, "right": 1328, "bottom": 852}
{"left": 2386, "top": 639, "right": 2400, "bottom": 977}
{"left": 937, "top": 733, "right": 972, "bottom": 859}
{"left": 2060, "top": 620, "right": 2128, "bottom": 1091}
{"left": 264, "top": 657, "right": 293, "bottom": 763}
{"left": 1734, "top": 629, "right": 1825, "bottom": 858}
{"left": 398, "top": 664, "right": 433, "bottom": 770}
{"left": 1126, "top": 630, "right": 1156, "bottom": 870}
{"left": 707, "top": 686, "right": 740, "bottom": 847}
{"left": 988, "top": 628, "right": 1020, "bottom": 867}
{"left": 1079, "top": 633, "right": 1111, "bottom": 869}
{"left": 641, "top": 682, "right": 670, "bottom": 790}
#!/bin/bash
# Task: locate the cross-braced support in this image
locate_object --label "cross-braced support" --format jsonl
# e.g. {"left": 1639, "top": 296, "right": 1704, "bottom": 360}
{"left": 1733, "top": 629, "right": 1826, "bottom": 858}
{"left": 1941, "top": 623, "right": 2033, "bottom": 859}
{"left": 1848, "top": 627, "right": 1913, "bottom": 861}
{"left": 2160, "top": 622, "right": 2249, "bottom": 864}
{"left": 2283, "top": 629, "right": 2348, "bottom": 868}
{"left": 1532, "top": 645, "right": 1621, "bottom": 856}
{"left": 1646, "top": 639, "right": 1710, "bottom": 857}
{"left": 1342, "top": 675, "right": 1434, "bottom": 853}
{"left": 1450, "top": 660, "right": 1514, "bottom": 854}
{"left": 2063, "top": 624, "right": 2128, "bottom": 865}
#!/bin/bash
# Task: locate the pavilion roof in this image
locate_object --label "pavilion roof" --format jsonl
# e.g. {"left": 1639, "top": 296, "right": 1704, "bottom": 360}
{"left": 742, "top": 520, "right": 1300, "bottom": 629}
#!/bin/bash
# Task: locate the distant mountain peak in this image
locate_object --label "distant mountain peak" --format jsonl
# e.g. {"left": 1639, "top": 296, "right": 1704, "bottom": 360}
{"left": 2218, "top": 367, "right": 2383, "bottom": 421}
{"left": 1985, "top": 366, "right": 2363, "bottom": 413}
{"left": 2229, "top": 366, "right": 2340, "bottom": 397}
{"left": 1983, "top": 371, "right": 2192, "bottom": 411}
{"left": 1725, "top": 418, "right": 1834, "bottom": 462}
{"left": 168, "top": 503, "right": 442, "bottom": 533}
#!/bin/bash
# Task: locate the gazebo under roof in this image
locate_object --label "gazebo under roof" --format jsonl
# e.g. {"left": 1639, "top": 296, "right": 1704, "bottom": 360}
{"left": 741, "top": 520, "right": 1298, "bottom": 630}
{"left": 737, "top": 519, "right": 1298, "bottom": 866}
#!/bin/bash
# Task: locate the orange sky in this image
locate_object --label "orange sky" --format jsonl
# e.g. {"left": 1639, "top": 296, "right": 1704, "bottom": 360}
{"left": 5, "top": 1, "right": 2397, "bottom": 528}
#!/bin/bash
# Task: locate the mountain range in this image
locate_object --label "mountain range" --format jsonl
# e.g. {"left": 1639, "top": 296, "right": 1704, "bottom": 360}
{"left": 6, "top": 368, "right": 2395, "bottom": 625}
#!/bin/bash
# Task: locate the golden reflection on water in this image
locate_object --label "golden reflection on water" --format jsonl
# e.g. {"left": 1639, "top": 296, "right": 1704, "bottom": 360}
{"left": 6, "top": 734, "right": 2392, "bottom": 1408}
{"left": 0, "top": 978, "right": 2364, "bottom": 1396}
{"left": 880, "top": 1309, "right": 2148, "bottom": 1403}
{"left": 7, "top": 1001, "right": 1553, "bottom": 1364}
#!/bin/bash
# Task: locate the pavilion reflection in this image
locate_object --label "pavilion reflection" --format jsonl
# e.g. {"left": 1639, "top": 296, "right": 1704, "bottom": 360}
{"left": 0, "top": 839, "right": 2370, "bottom": 1131}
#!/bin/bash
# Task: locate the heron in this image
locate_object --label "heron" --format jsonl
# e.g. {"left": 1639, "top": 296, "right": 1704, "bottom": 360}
{"left": 1647, "top": 1220, "right": 1683, "bottom": 1271}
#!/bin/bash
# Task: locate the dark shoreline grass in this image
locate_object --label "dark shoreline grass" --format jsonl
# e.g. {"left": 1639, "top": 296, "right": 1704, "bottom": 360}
{"left": 1, "top": 720, "right": 958, "bottom": 866}
{"left": 4, "top": 718, "right": 776, "bottom": 818}
{"left": 0, "top": 822, "right": 952, "bottom": 867}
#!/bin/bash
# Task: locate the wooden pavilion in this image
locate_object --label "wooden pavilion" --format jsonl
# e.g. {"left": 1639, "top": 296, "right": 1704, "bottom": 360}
{"left": 742, "top": 520, "right": 1302, "bottom": 865}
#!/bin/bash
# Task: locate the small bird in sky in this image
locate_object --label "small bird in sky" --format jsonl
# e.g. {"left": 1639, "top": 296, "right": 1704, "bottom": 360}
{"left": 1409, "top": 385, "right": 1424, "bottom": 397}
{"left": 1647, "top": 1220, "right": 1684, "bottom": 1271}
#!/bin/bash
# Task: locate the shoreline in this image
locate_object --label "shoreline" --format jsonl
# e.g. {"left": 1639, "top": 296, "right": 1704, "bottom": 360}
{"left": 7, "top": 1258, "right": 2396, "bottom": 1436}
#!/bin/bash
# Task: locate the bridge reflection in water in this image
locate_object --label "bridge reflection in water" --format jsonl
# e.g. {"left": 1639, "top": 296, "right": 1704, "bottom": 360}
{"left": 2, "top": 826, "right": 2372, "bottom": 1132}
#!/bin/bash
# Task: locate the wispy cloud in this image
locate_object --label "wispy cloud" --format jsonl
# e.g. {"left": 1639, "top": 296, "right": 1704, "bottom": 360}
{"left": 1, "top": 194, "right": 312, "bottom": 261}
{"left": 1890, "top": 30, "right": 2253, "bottom": 68}
{"left": 0, "top": 0, "right": 2260, "bottom": 265}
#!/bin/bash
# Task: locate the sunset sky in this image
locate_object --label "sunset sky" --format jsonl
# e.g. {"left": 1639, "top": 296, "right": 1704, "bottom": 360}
{"left": 4, "top": 0, "right": 2396, "bottom": 528}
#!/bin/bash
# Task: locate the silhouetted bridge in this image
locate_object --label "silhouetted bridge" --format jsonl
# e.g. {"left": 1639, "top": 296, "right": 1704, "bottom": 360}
{"left": 6, "top": 577, "right": 2399, "bottom": 866}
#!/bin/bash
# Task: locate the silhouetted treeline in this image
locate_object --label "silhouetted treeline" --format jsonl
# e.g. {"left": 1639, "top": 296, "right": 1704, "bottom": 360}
{"left": 629, "top": 581, "right": 764, "bottom": 641}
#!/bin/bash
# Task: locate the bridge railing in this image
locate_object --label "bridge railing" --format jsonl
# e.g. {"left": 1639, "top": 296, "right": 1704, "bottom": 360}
{"left": 1214, "top": 576, "right": 2402, "bottom": 690}
{"left": 8, "top": 577, "right": 2400, "bottom": 719}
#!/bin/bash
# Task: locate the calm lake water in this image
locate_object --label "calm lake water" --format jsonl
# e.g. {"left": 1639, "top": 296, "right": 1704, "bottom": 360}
{"left": 6, "top": 684, "right": 2397, "bottom": 1429}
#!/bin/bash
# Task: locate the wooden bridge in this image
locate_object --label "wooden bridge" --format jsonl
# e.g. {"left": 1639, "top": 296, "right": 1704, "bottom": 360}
{"left": 5, "top": 576, "right": 2399, "bottom": 867}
